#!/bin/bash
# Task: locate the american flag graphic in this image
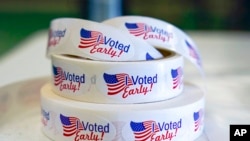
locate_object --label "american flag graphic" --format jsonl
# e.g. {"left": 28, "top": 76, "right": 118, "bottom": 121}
{"left": 130, "top": 120, "right": 160, "bottom": 141}
{"left": 60, "top": 114, "right": 83, "bottom": 137}
{"left": 171, "top": 67, "right": 183, "bottom": 89}
{"left": 146, "top": 52, "right": 154, "bottom": 60}
{"left": 53, "top": 65, "right": 65, "bottom": 86}
{"left": 185, "top": 40, "right": 201, "bottom": 65}
{"left": 103, "top": 73, "right": 133, "bottom": 95}
{"left": 193, "top": 109, "right": 203, "bottom": 132}
{"left": 125, "top": 22, "right": 151, "bottom": 36}
{"left": 78, "top": 28, "right": 104, "bottom": 48}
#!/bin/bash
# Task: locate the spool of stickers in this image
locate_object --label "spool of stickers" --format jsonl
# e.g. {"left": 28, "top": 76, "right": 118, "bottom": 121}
{"left": 50, "top": 48, "right": 184, "bottom": 104}
{"left": 41, "top": 82, "right": 205, "bottom": 141}
{"left": 47, "top": 18, "right": 163, "bottom": 61}
{"left": 102, "top": 15, "right": 204, "bottom": 75}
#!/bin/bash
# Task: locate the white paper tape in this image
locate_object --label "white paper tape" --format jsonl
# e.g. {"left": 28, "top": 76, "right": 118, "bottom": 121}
{"left": 41, "top": 82, "right": 205, "bottom": 141}
{"left": 50, "top": 48, "right": 184, "bottom": 104}
{"left": 47, "top": 18, "right": 163, "bottom": 61}
{"left": 102, "top": 16, "right": 204, "bottom": 75}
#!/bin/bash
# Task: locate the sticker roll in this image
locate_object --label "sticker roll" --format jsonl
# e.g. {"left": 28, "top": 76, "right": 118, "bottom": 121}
{"left": 41, "top": 82, "right": 205, "bottom": 141}
{"left": 50, "top": 48, "right": 184, "bottom": 104}
{"left": 47, "top": 18, "right": 163, "bottom": 61}
{"left": 102, "top": 16, "right": 204, "bottom": 75}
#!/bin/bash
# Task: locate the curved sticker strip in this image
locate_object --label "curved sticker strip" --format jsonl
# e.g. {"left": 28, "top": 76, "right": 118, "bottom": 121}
{"left": 41, "top": 82, "right": 205, "bottom": 141}
{"left": 50, "top": 48, "right": 184, "bottom": 104}
{"left": 47, "top": 18, "right": 163, "bottom": 61}
{"left": 102, "top": 15, "right": 204, "bottom": 75}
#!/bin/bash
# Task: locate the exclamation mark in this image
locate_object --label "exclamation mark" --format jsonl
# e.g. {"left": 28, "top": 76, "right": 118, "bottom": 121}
{"left": 118, "top": 50, "right": 123, "bottom": 57}
{"left": 150, "top": 83, "right": 153, "bottom": 91}
{"left": 174, "top": 128, "right": 178, "bottom": 137}
{"left": 78, "top": 82, "right": 80, "bottom": 90}
{"left": 101, "top": 132, "right": 104, "bottom": 140}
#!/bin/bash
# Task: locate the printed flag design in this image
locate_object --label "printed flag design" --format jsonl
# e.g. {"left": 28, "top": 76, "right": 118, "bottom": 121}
{"left": 171, "top": 67, "right": 183, "bottom": 89}
{"left": 103, "top": 73, "right": 133, "bottom": 95}
{"left": 125, "top": 22, "right": 151, "bottom": 36}
{"left": 193, "top": 109, "right": 203, "bottom": 132}
{"left": 41, "top": 109, "right": 50, "bottom": 127}
{"left": 53, "top": 65, "right": 65, "bottom": 86}
{"left": 185, "top": 40, "right": 201, "bottom": 65}
{"left": 60, "top": 114, "right": 83, "bottom": 137}
{"left": 130, "top": 120, "right": 160, "bottom": 141}
{"left": 78, "top": 28, "right": 104, "bottom": 48}
{"left": 146, "top": 52, "right": 154, "bottom": 60}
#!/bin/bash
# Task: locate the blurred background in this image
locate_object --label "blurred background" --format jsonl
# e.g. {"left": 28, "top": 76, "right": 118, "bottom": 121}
{"left": 0, "top": 0, "right": 249, "bottom": 57}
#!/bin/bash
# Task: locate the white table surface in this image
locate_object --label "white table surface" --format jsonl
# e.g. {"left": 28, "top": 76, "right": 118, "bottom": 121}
{"left": 0, "top": 30, "right": 250, "bottom": 141}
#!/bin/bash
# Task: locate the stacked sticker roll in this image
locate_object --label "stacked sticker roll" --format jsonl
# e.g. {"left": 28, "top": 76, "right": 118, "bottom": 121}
{"left": 41, "top": 16, "right": 205, "bottom": 141}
